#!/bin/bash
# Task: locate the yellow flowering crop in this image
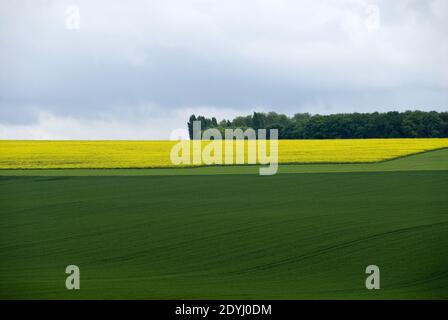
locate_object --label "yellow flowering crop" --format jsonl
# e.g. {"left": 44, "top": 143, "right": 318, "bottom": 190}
{"left": 0, "top": 139, "right": 447, "bottom": 169}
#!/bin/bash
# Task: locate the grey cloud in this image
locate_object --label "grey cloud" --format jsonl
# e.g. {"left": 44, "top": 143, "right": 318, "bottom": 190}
{"left": 0, "top": 0, "right": 447, "bottom": 137}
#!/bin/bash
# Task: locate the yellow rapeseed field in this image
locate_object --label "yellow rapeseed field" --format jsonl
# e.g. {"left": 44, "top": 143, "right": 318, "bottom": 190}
{"left": 0, "top": 139, "right": 447, "bottom": 169}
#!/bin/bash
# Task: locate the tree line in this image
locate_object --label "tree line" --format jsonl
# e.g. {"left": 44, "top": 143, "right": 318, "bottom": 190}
{"left": 187, "top": 110, "right": 448, "bottom": 139}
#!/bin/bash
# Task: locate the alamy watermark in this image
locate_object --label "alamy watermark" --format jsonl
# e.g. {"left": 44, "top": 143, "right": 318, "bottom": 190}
{"left": 170, "top": 121, "right": 279, "bottom": 175}
{"left": 65, "top": 265, "right": 80, "bottom": 290}
{"left": 65, "top": 5, "right": 81, "bottom": 30}
{"left": 365, "top": 265, "right": 380, "bottom": 289}
{"left": 365, "top": 4, "right": 381, "bottom": 32}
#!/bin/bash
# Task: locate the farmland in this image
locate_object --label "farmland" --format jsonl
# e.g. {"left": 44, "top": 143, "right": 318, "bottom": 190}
{"left": 1, "top": 147, "right": 447, "bottom": 299}
{"left": 1, "top": 138, "right": 448, "bottom": 169}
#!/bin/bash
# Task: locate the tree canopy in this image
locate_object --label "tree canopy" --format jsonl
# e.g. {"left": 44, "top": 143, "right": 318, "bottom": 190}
{"left": 187, "top": 111, "right": 448, "bottom": 139}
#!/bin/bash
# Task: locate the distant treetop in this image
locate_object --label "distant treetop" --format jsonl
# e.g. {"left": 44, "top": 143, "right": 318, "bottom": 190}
{"left": 187, "top": 110, "right": 448, "bottom": 139}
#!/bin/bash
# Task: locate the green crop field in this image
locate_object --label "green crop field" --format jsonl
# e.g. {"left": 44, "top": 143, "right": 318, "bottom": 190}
{"left": 1, "top": 149, "right": 448, "bottom": 299}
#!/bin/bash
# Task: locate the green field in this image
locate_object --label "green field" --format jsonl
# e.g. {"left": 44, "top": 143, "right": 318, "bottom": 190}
{"left": 1, "top": 149, "right": 448, "bottom": 299}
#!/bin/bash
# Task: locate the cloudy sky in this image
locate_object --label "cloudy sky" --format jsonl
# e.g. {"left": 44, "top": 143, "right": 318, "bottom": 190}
{"left": 0, "top": 0, "right": 447, "bottom": 139}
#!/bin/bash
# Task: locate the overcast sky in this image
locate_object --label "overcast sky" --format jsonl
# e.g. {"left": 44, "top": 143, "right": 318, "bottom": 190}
{"left": 0, "top": 0, "right": 447, "bottom": 139}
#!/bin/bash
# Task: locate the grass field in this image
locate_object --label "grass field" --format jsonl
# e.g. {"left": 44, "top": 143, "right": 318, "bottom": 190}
{"left": 1, "top": 148, "right": 447, "bottom": 299}
{"left": 1, "top": 138, "right": 448, "bottom": 169}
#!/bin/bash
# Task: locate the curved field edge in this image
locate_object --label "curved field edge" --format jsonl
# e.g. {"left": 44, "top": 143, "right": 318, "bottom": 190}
{"left": 1, "top": 139, "right": 448, "bottom": 170}
{"left": 1, "top": 147, "right": 448, "bottom": 176}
